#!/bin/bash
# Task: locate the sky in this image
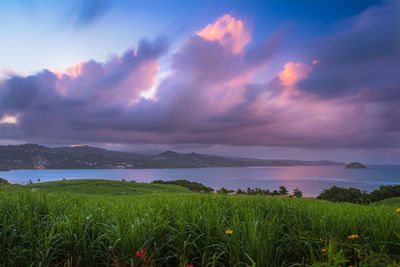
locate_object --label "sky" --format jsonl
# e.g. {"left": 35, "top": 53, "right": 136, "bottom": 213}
{"left": 0, "top": 0, "right": 399, "bottom": 164}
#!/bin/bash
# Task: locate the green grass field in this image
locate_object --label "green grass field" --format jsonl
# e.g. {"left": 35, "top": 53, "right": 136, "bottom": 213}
{"left": 375, "top": 197, "right": 400, "bottom": 207}
{"left": 0, "top": 180, "right": 399, "bottom": 266}
{"left": 21, "top": 179, "right": 192, "bottom": 195}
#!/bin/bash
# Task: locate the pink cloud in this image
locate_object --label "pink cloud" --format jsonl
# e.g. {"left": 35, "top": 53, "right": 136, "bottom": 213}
{"left": 196, "top": 14, "right": 251, "bottom": 54}
{"left": 279, "top": 62, "right": 312, "bottom": 87}
{"left": 65, "top": 61, "right": 86, "bottom": 78}
{"left": 54, "top": 40, "right": 165, "bottom": 106}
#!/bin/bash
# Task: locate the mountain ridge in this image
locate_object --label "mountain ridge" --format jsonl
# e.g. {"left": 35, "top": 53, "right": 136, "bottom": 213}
{"left": 0, "top": 144, "right": 345, "bottom": 170}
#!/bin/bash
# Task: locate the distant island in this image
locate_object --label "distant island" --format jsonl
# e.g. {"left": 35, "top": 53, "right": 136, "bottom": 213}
{"left": 0, "top": 144, "right": 345, "bottom": 170}
{"left": 345, "top": 162, "right": 367, "bottom": 169}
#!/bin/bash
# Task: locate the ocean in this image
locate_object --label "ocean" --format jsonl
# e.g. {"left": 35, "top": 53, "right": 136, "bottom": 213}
{"left": 1, "top": 165, "right": 399, "bottom": 197}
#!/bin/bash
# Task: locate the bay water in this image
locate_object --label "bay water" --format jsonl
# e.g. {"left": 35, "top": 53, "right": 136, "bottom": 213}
{"left": 1, "top": 165, "right": 399, "bottom": 197}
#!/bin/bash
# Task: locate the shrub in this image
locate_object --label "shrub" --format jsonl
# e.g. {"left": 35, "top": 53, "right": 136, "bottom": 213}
{"left": 318, "top": 185, "right": 400, "bottom": 203}
{"left": 217, "top": 187, "right": 234, "bottom": 194}
{"left": 0, "top": 177, "right": 9, "bottom": 185}
{"left": 293, "top": 188, "right": 303, "bottom": 198}
{"left": 279, "top": 186, "right": 288, "bottom": 195}
{"left": 151, "top": 179, "right": 214, "bottom": 193}
{"left": 317, "top": 186, "right": 367, "bottom": 203}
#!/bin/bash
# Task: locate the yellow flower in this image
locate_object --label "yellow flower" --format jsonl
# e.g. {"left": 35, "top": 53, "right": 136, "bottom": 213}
{"left": 225, "top": 229, "right": 233, "bottom": 235}
{"left": 322, "top": 248, "right": 327, "bottom": 253}
{"left": 319, "top": 238, "right": 324, "bottom": 242}
{"left": 348, "top": 234, "right": 359, "bottom": 239}
{"left": 396, "top": 208, "right": 400, "bottom": 212}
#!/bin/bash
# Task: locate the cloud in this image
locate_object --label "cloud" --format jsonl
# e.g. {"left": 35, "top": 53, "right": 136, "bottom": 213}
{"left": 19, "top": 0, "right": 113, "bottom": 28}
{"left": 0, "top": 37, "right": 168, "bottom": 140}
{"left": 196, "top": 14, "right": 251, "bottom": 54}
{"left": 0, "top": 10, "right": 399, "bottom": 149}
{"left": 0, "top": 114, "right": 19, "bottom": 124}
{"left": 297, "top": 1, "right": 400, "bottom": 101}
{"left": 279, "top": 62, "right": 311, "bottom": 87}
{"left": 57, "top": 37, "right": 167, "bottom": 105}
{"left": 74, "top": 0, "right": 113, "bottom": 27}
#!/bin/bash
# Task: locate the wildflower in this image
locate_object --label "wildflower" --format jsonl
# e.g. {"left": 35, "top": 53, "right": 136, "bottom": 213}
{"left": 319, "top": 237, "right": 323, "bottom": 242}
{"left": 396, "top": 208, "right": 400, "bottom": 212}
{"left": 225, "top": 229, "right": 233, "bottom": 235}
{"left": 136, "top": 250, "right": 147, "bottom": 258}
{"left": 186, "top": 265, "right": 193, "bottom": 267}
{"left": 348, "top": 234, "right": 359, "bottom": 239}
{"left": 322, "top": 248, "right": 327, "bottom": 253}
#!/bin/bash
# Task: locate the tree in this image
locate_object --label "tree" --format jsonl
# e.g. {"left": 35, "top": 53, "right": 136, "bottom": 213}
{"left": 151, "top": 179, "right": 214, "bottom": 193}
{"left": 255, "top": 187, "right": 264, "bottom": 195}
{"left": 217, "top": 188, "right": 229, "bottom": 194}
{"left": 247, "top": 187, "right": 255, "bottom": 195}
{"left": 279, "top": 186, "right": 288, "bottom": 195}
{"left": 293, "top": 188, "right": 303, "bottom": 198}
{"left": 317, "top": 186, "right": 363, "bottom": 203}
{"left": 317, "top": 185, "right": 400, "bottom": 203}
{"left": 369, "top": 185, "right": 400, "bottom": 202}
{"left": 236, "top": 188, "right": 245, "bottom": 194}
{"left": 0, "top": 177, "right": 9, "bottom": 185}
{"left": 217, "top": 188, "right": 234, "bottom": 194}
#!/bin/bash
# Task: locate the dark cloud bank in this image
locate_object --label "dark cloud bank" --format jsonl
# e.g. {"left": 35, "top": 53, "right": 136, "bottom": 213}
{"left": 0, "top": 2, "right": 399, "bottom": 149}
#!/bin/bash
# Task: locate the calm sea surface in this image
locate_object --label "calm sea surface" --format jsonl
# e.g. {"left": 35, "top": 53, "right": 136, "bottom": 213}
{"left": 1, "top": 165, "right": 399, "bottom": 196}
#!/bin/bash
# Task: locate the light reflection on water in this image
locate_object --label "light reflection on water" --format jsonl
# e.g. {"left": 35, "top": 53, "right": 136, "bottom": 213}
{"left": 0, "top": 165, "right": 399, "bottom": 197}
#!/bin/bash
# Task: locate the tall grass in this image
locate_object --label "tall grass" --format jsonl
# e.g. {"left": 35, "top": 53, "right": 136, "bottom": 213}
{"left": 0, "top": 188, "right": 399, "bottom": 266}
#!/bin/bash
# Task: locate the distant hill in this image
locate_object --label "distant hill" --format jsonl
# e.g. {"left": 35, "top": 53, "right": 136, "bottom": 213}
{"left": 0, "top": 144, "right": 345, "bottom": 170}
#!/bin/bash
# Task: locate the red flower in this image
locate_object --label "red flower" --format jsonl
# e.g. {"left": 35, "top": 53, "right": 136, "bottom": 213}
{"left": 136, "top": 250, "right": 147, "bottom": 258}
{"left": 186, "top": 265, "right": 193, "bottom": 267}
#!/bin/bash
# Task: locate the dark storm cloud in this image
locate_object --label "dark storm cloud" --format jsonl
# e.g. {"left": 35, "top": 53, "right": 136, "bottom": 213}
{"left": 298, "top": 1, "right": 400, "bottom": 100}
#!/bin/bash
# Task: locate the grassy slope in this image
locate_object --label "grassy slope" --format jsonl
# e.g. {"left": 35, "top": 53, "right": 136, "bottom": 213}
{"left": 21, "top": 179, "right": 192, "bottom": 195}
{"left": 0, "top": 188, "right": 399, "bottom": 266}
{"left": 375, "top": 197, "right": 400, "bottom": 206}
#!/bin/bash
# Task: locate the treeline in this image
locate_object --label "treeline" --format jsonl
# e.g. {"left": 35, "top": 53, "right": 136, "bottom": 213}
{"left": 152, "top": 180, "right": 303, "bottom": 198}
{"left": 317, "top": 185, "right": 400, "bottom": 203}
{"left": 151, "top": 179, "right": 214, "bottom": 193}
{"left": 218, "top": 186, "right": 303, "bottom": 198}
